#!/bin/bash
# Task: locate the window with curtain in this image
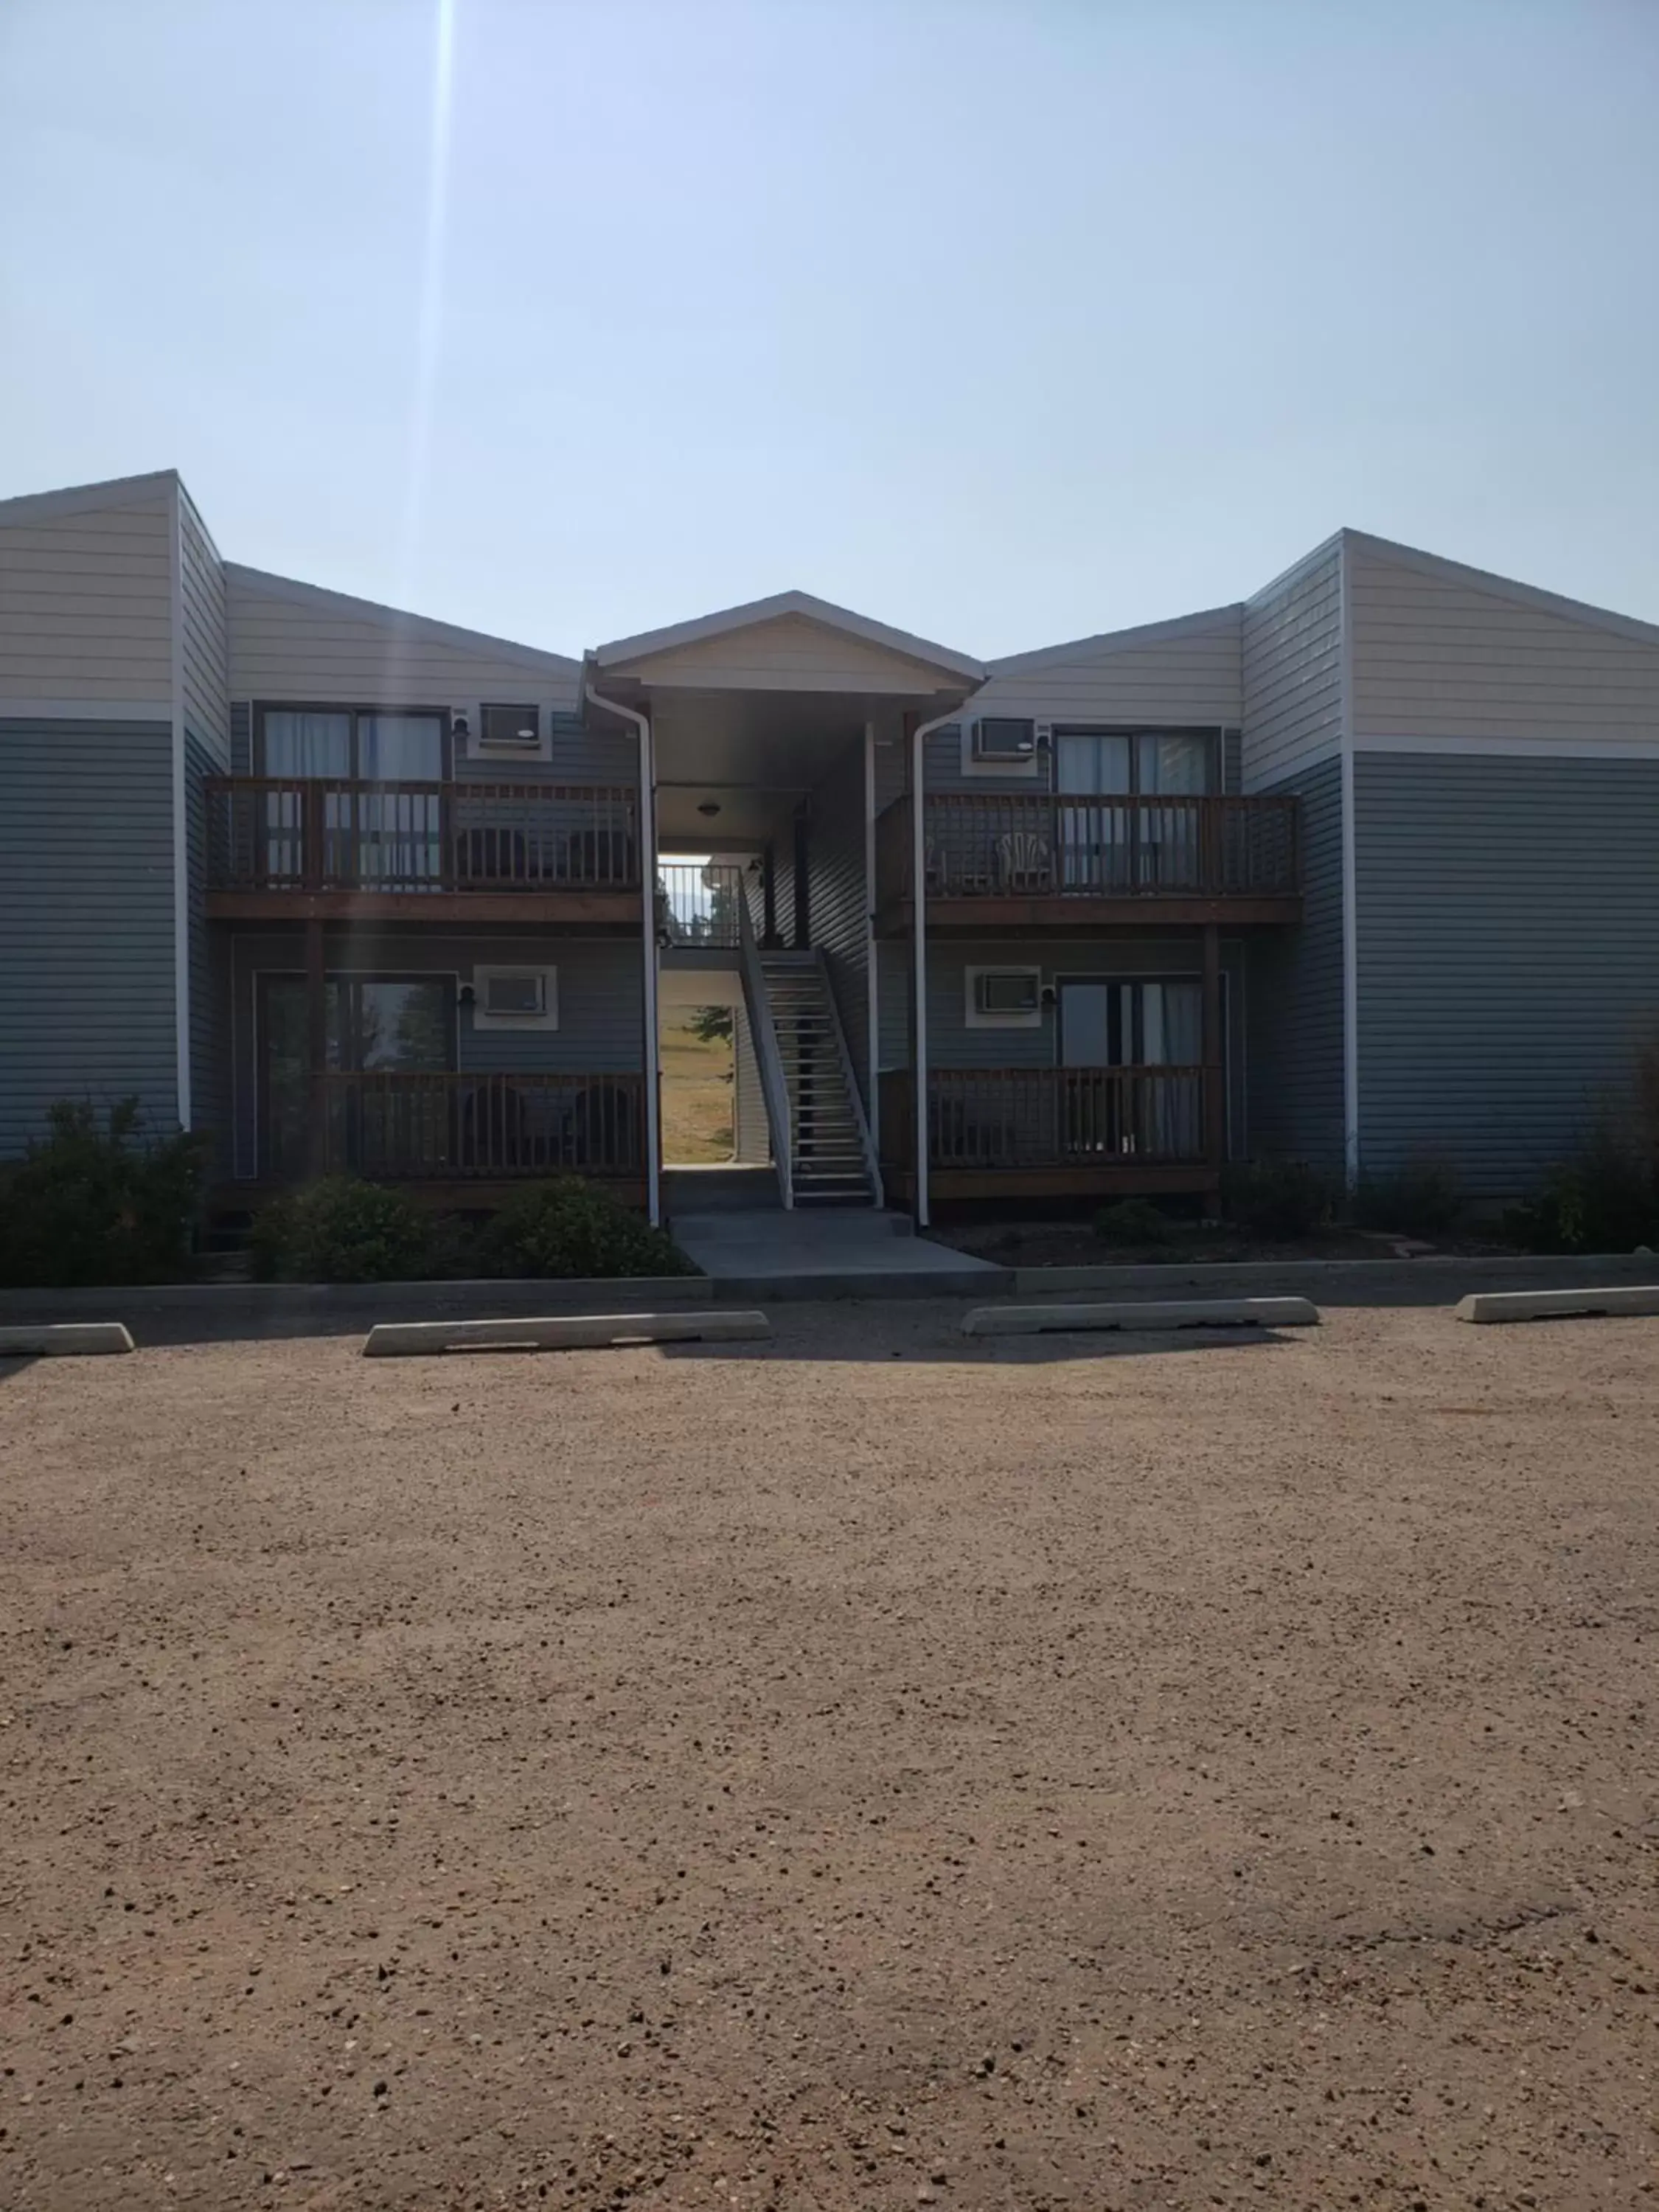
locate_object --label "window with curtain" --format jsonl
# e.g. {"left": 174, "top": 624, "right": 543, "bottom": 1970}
{"left": 256, "top": 708, "right": 445, "bottom": 781}
{"left": 254, "top": 708, "right": 448, "bottom": 887}
{"left": 1054, "top": 730, "right": 1217, "bottom": 889}
{"left": 262, "top": 711, "right": 352, "bottom": 778}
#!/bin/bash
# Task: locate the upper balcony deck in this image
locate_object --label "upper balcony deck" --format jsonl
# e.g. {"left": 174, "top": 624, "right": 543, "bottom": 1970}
{"left": 874, "top": 790, "right": 1301, "bottom": 931}
{"left": 203, "top": 777, "right": 642, "bottom": 925}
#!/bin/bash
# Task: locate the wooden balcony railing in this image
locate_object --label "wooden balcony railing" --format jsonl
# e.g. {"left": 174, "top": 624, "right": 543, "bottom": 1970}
{"left": 874, "top": 792, "right": 1298, "bottom": 906}
{"left": 268, "top": 1070, "right": 645, "bottom": 1183}
{"left": 206, "top": 779, "right": 641, "bottom": 894}
{"left": 879, "top": 1067, "right": 1213, "bottom": 1170}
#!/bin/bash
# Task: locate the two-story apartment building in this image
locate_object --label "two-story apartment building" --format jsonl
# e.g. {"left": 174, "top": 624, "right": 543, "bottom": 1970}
{"left": 4, "top": 467, "right": 1658, "bottom": 1230}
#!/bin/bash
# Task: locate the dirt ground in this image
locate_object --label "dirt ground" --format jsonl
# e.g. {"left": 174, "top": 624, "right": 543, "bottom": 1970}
{"left": 1, "top": 1301, "right": 1656, "bottom": 2212}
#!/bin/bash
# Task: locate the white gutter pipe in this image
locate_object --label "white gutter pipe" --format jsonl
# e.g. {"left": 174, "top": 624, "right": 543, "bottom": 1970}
{"left": 585, "top": 682, "right": 661, "bottom": 1228}
{"left": 909, "top": 705, "right": 970, "bottom": 1229}
{"left": 862, "top": 719, "right": 882, "bottom": 1188}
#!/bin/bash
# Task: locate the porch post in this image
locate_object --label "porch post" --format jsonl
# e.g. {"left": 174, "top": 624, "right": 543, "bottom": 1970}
{"left": 908, "top": 699, "right": 984, "bottom": 1228}
{"left": 305, "top": 917, "right": 327, "bottom": 1178}
{"left": 1202, "top": 922, "right": 1225, "bottom": 1208}
{"left": 863, "top": 719, "right": 880, "bottom": 1174}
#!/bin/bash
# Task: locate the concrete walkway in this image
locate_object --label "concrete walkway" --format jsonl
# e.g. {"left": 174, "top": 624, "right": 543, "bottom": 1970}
{"left": 669, "top": 1206, "right": 1001, "bottom": 1288}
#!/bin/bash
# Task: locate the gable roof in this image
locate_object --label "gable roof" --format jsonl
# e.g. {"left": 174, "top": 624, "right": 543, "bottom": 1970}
{"left": 1340, "top": 529, "right": 1659, "bottom": 652}
{"left": 226, "top": 563, "right": 582, "bottom": 678}
{"left": 987, "top": 602, "right": 1243, "bottom": 678}
{"left": 589, "top": 588, "right": 984, "bottom": 682}
{"left": 0, "top": 468, "right": 179, "bottom": 526}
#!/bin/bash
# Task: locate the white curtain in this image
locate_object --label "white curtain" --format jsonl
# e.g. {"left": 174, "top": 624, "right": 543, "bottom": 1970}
{"left": 358, "top": 714, "right": 444, "bottom": 781}
{"left": 1136, "top": 734, "right": 1214, "bottom": 793}
{"left": 263, "top": 712, "right": 350, "bottom": 777}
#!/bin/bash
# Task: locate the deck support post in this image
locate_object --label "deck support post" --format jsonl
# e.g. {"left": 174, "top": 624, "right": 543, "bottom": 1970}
{"left": 1202, "top": 922, "right": 1225, "bottom": 1213}
{"left": 305, "top": 917, "right": 328, "bottom": 1178}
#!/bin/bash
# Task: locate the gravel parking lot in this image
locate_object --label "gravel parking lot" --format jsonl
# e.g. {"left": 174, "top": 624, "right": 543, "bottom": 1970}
{"left": 1, "top": 1300, "right": 1656, "bottom": 2211}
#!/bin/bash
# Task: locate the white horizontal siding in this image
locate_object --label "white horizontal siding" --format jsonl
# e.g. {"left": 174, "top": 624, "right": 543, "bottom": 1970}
{"left": 608, "top": 613, "right": 962, "bottom": 695}
{"left": 226, "top": 567, "right": 583, "bottom": 709}
{"left": 974, "top": 610, "right": 1243, "bottom": 726}
{"left": 1349, "top": 540, "right": 1659, "bottom": 742}
{"left": 178, "top": 488, "right": 229, "bottom": 764}
{"left": 0, "top": 491, "right": 175, "bottom": 706}
{"left": 1240, "top": 541, "right": 1343, "bottom": 789}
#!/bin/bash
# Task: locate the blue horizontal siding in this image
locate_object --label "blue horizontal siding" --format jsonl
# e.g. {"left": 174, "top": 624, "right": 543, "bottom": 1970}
{"left": 1355, "top": 752, "right": 1659, "bottom": 1196}
{"left": 1245, "top": 756, "right": 1344, "bottom": 1170}
{"left": 184, "top": 731, "right": 225, "bottom": 1165}
{"left": 0, "top": 719, "right": 178, "bottom": 1156}
{"left": 454, "top": 710, "right": 637, "bottom": 786}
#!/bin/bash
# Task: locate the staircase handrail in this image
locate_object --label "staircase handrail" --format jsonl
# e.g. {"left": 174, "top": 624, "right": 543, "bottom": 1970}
{"left": 738, "top": 897, "right": 794, "bottom": 1209}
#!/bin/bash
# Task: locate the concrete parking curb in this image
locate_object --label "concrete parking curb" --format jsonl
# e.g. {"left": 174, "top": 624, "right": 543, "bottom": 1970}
{"left": 1455, "top": 1285, "right": 1659, "bottom": 1324}
{"left": 963, "top": 1296, "right": 1320, "bottom": 1337}
{"left": 363, "top": 1310, "right": 771, "bottom": 1356}
{"left": 0, "top": 1322, "right": 134, "bottom": 1357}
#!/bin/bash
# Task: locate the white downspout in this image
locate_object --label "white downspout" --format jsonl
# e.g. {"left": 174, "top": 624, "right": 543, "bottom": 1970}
{"left": 909, "top": 706, "right": 966, "bottom": 1229}
{"left": 586, "top": 682, "right": 661, "bottom": 1227}
{"left": 863, "top": 718, "right": 882, "bottom": 1184}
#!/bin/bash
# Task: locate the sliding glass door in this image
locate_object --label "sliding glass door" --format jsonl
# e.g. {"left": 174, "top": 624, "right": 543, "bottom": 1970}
{"left": 257, "top": 710, "right": 448, "bottom": 888}
{"left": 1055, "top": 731, "right": 1216, "bottom": 890}
{"left": 259, "top": 975, "right": 456, "bottom": 1178}
{"left": 1057, "top": 978, "right": 1207, "bottom": 1158}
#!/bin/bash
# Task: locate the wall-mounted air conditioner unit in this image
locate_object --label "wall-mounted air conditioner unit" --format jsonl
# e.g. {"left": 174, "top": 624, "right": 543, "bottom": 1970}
{"left": 969, "top": 716, "right": 1037, "bottom": 762}
{"left": 476, "top": 703, "right": 543, "bottom": 753}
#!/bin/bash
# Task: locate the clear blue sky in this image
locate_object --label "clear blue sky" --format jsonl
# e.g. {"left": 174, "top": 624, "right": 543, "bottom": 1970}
{"left": 1, "top": 0, "right": 1655, "bottom": 658}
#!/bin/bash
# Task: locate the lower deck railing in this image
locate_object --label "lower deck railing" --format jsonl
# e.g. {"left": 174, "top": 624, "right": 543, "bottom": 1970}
{"left": 880, "top": 1067, "right": 1211, "bottom": 1170}
{"left": 266, "top": 1071, "right": 644, "bottom": 1181}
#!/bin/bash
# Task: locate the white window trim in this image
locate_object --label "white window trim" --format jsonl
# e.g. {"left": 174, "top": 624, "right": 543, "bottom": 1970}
{"left": 473, "top": 964, "right": 558, "bottom": 1030}
{"left": 965, "top": 964, "right": 1043, "bottom": 1029}
{"left": 470, "top": 701, "right": 552, "bottom": 765}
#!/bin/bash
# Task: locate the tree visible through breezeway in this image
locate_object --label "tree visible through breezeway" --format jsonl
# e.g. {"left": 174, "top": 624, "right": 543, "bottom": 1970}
{"left": 659, "top": 1009, "right": 734, "bottom": 1164}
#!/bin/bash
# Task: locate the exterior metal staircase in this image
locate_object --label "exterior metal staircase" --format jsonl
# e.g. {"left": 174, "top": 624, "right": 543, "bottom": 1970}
{"left": 757, "top": 951, "right": 880, "bottom": 1206}
{"left": 734, "top": 895, "right": 878, "bottom": 1208}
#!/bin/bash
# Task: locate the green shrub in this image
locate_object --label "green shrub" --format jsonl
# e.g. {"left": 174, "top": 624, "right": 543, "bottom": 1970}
{"left": 250, "top": 1178, "right": 431, "bottom": 1283}
{"left": 1353, "top": 1152, "right": 1464, "bottom": 1239}
{"left": 0, "top": 1098, "right": 207, "bottom": 1288}
{"left": 1505, "top": 1128, "right": 1659, "bottom": 1254}
{"left": 478, "top": 1176, "right": 698, "bottom": 1279}
{"left": 1223, "top": 1158, "right": 1338, "bottom": 1240}
{"left": 1093, "top": 1197, "right": 1178, "bottom": 1246}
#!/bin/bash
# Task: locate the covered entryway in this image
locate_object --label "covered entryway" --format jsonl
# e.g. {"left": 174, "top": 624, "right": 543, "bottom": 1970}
{"left": 585, "top": 591, "right": 985, "bottom": 1217}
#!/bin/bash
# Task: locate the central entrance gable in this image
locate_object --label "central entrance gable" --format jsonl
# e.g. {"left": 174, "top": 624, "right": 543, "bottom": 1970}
{"left": 591, "top": 589, "right": 984, "bottom": 697}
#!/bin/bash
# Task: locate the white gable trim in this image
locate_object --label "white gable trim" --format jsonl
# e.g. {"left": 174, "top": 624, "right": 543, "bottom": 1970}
{"left": 226, "top": 563, "right": 582, "bottom": 681}
{"left": 1245, "top": 532, "right": 1346, "bottom": 611}
{"left": 167, "top": 477, "right": 192, "bottom": 1131}
{"left": 591, "top": 589, "right": 984, "bottom": 682}
{"left": 988, "top": 602, "right": 1242, "bottom": 677}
